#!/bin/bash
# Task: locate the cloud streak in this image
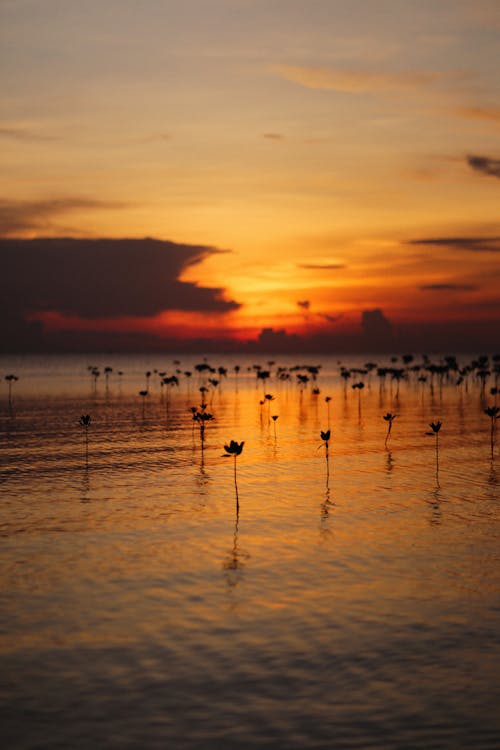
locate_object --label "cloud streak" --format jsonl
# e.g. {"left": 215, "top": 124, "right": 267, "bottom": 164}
{"left": 467, "top": 154, "right": 500, "bottom": 179}
{"left": 458, "top": 107, "right": 500, "bottom": 124}
{"left": 408, "top": 236, "right": 500, "bottom": 253}
{"left": 298, "top": 262, "right": 346, "bottom": 270}
{"left": 0, "top": 126, "right": 60, "bottom": 142}
{"left": 0, "top": 197, "right": 127, "bottom": 237}
{"left": 419, "top": 283, "right": 477, "bottom": 291}
{"left": 272, "top": 64, "right": 445, "bottom": 94}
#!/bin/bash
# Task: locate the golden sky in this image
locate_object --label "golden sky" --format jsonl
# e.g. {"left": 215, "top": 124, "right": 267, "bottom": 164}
{"left": 1, "top": 0, "right": 499, "bottom": 349}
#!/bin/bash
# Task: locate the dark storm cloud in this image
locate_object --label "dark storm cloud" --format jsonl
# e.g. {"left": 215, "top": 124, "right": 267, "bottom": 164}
{"left": 0, "top": 197, "right": 126, "bottom": 237}
{"left": 466, "top": 154, "right": 500, "bottom": 178}
{"left": 0, "top": 237, "right": 240, "bottom": 321}
{"left": 408, "top": 236, "right": 500, "bottom": 253}
{"left": 297, "top": 263, "right": 346, "bottom": 270}
{"left": 419, "top": 283, "right": 477, "bottom": 291}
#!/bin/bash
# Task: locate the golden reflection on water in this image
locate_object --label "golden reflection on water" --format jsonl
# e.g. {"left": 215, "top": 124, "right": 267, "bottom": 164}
{"left": 1, "top": 354, "right": 499, "bottom": 749}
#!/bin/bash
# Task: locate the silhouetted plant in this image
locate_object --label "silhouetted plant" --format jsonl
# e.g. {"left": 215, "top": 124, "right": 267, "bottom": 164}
{"left": 104, "top": 366, "right": 113, "bottom": 390}
{"left": 297, "top": 374, "right": 309, "bottom": 389}
{"left": 79, "top": 414, "right": 91, "bottom": 467}
{"left": 5, "top": 374, "right": 18, "bottom": 406}
{"left": 139, "top": 390, "right": 148, "bottom": 418}
{"left": 484, "top": 406, "right": 499, "bottom": 458}
{"left": 325, "top": 395, "right": 332, "bottom": 427}
{"left": 223, "top": 440, "right": 244, "bottom": 510}
{"left": 426, "top": 421, "right": 442, "bottom": 478}
{"left": 383, "top": 412, "right": 397, "bottom": 447}
{"left": 271, "top": 414, "right": 279, "bottom": 438}
{"left": 319, "top": 429, "right": 331, "bottom": 480}
{"left": 193, "top": 405, "right": 214, "bottom": 452}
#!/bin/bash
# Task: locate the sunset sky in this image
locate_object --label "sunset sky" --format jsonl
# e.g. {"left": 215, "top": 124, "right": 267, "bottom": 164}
{"left": 1, "top": 0, "right": 499, "bottom": 352}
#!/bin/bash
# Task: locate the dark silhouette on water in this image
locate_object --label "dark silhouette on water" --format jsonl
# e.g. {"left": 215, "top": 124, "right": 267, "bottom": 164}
{"left": 426, "top": 420, "right": 442, "bottom": 484}
{"left": 484, "top": 405, "right": 499, "bottom": 459}
{"left": 79, "top": 414, "right": 91, "bottom": 468}
{"left": 383, "top": 412, "right": 397, "bottom": 447}
{"left": 223, "top": 440, "right": 244, "bottom": 512}
{"left": 5, "top": 374, "right": 18, "bottom": 409}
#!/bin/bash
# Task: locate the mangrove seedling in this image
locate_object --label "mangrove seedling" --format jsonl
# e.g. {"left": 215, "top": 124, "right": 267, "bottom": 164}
{"left": 271, "top": 414, "right": 279, "bottom": 438}
{"left": 484, "top": 405, "right": 500, "bottom": 458}
{"left": 383, "top": 412, "right": 398, "bottom": 447}
{"left": 5, "top": 374, "right": 18, "bottom": 406}
{"left": 325, "top": 395, "right": 332, "bottom": 427}
{"left": 319, "top": 429, "right": 331, "bottom": 481}
{"left": 139, "top": 390, "right": 148, "bottom": 418}
{"left": 426, "top": 420, "right": 442, "bottom": 477}
{"left": 193, "top": 406, "right": 214, "bottom": 452}
{"left": 223, "top": 440, "right": 244, "bottom": 510}
{"left": 79, "top": 414, "right": 91, "bottom": 466}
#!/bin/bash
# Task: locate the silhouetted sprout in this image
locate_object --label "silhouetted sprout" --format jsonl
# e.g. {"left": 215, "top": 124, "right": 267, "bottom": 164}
{"left": 297, "top": 374, "right": 309, "bottom": 389}
{"left": 271, "top": 414, "right": 279, "bottom": 438}
{"left": 139, "top": 389, "right": 148, "bottom": 418}
{"left": 426, "top": 420, "right": 442, "bottom": 478}
{"left": 312, "top": 387, "right": 320, "bottom": 396}
{"left": 193, "top": 406, "right": 214, "bottom": 452}
{"left": 5, "top": 374, "right": 18, "bottom": 406}
{"left": 325, "top": 395, "right": 332, "bottom": 426}
{"left": 223, "top": 440, "right": 244, "bottom": 510}
{"left": 383, "top": 412, "right": 398, "bottom": 447}
{"left": 484, "top": 406, "right": 500, "bottom": 458}
{"left": 79, "top": 414, "right": 91, "bottom": 466}
{"left": 319, "top": 429, "right": 331, "bottom": 480}
{"left": 104, "top": 366, "right": 113, "bottom": 389}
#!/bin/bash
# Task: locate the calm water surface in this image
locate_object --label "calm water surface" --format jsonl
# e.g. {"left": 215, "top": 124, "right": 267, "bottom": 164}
{"left": 1, "top": 354, "right": 499, "bottom": 749}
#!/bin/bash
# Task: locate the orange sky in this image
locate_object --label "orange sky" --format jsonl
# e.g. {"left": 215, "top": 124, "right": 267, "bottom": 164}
{"left": 1, "top": 0, "right": 499, "bottom": 350}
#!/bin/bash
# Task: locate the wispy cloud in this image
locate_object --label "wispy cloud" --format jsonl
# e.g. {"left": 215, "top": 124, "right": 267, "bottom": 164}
{"left": 298, "top": 262, "right": 346, "bottom": 270}
{"left": 263, "top": 133, "right": 285, "bottom": 141}
{"left": 419, "top": 283, "right": 477, "bottom": 291}
{"left": 0, "top": 197, "right": 127, "bottom": 237}
{"left": 319, "top": 312, "right": 343, "bottom": 323}
{"left": 131, "top": 132, "right": 172, "bottom": 145}
{"left": 408, "top": 236, "right": 500, "bottom": 253}
{"left": 457, "top": 106, "right": 500, "bottom": 124}
{"left": 0, "top": 126, "right": 60, "bottom": 142}
{"left": 272, "top": 64, "right": 445, "bottom": 94}
{"left": 467, "top": 154, "right": 500, "bottom": 179}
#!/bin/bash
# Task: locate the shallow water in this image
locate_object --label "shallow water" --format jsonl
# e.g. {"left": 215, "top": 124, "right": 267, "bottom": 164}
{"left": 1, "top": 354, "right": 499, "bottom": 749}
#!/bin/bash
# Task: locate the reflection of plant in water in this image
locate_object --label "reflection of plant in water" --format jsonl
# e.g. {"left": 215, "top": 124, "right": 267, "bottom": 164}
{"left": 484, "top": 405, "right": 499, "bottom": 458}
{"left": 223, "top": 440, "right": 244, "bottom": 511}
{"left": 383, "top": 412, "right": 397, "bottom": 447}
{"left": 222, "top": 508, "right": 250, "bottom": 595}
{"left": 79, "top": 414, "right": 91, "bottom": 467}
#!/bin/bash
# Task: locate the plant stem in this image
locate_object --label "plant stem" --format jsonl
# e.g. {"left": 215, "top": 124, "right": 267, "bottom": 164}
{"left": 234, "top": 455, "right": 239, "bottom": 511}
